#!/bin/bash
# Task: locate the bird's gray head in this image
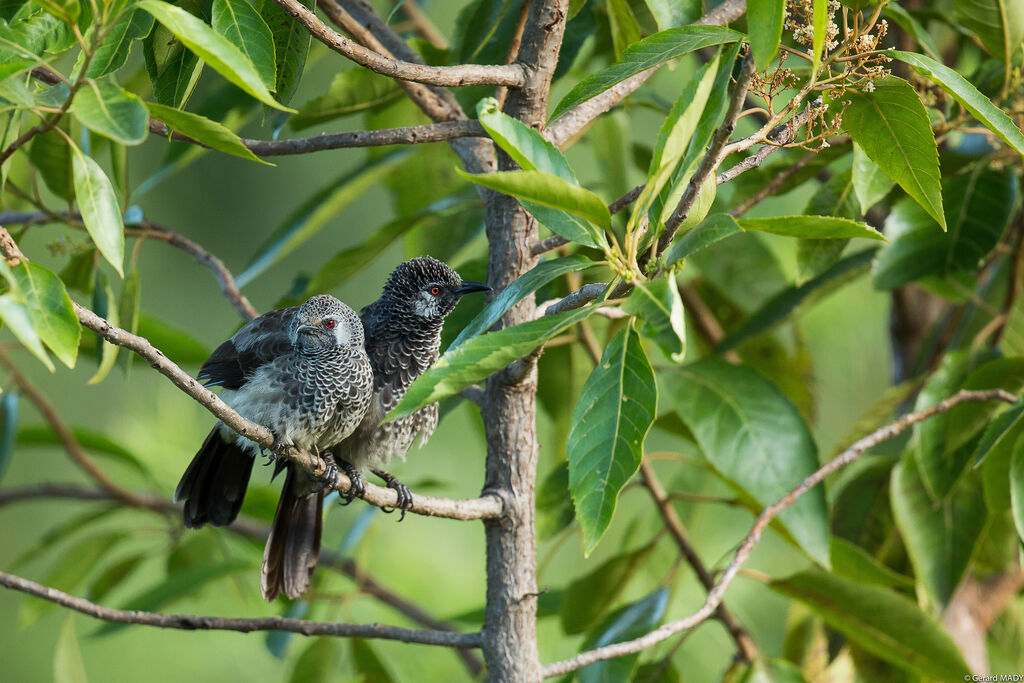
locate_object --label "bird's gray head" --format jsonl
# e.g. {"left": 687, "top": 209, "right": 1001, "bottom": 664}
{"left": 381, "top": 256, "right": 490, "bottom": 323}
{"left": 290, "top": 294, "right": 363, "bottom": 354}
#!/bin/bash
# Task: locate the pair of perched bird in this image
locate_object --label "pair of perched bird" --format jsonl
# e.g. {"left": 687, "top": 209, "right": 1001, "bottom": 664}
{"left": 174, "top": 257, "right": 489, "bottom": 601}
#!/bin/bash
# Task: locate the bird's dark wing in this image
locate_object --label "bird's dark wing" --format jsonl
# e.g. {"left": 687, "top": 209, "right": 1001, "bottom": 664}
{"left": 198, "top": 307, "right": 298, "bottom": 389}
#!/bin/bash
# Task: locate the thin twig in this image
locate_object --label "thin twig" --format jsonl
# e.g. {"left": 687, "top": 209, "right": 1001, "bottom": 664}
{"left": 541, "top": 389, "right": 1019, "bottom": 677}
{"left": 0, "top": 570, "right": 481, "bottom": 647}
{"left": 727, "top": 149, "right": 820, "bottom": 217}
{"left": 495, "top": 0, "right": 531, "bottom": 109}
{"left": 271, "top": 0, "right": 526, "bottom": 87}
{"left": 716, "top": 105, "right": 820, "bottom": 186}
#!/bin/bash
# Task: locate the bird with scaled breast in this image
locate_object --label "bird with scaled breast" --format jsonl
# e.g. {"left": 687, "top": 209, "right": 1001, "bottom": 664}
{"left": 175, "top": 257, "right": 489, "bottom": 601}
{"left": 174, "top": 294, "right": 373, "bottom": 600}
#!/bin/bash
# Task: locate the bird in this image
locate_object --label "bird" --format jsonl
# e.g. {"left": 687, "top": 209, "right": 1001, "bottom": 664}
{"left": 174, "top": 294, "right": 373, "bottom": 601}
{"left": 330, "top": 256, "right": 490, "bottom": 518}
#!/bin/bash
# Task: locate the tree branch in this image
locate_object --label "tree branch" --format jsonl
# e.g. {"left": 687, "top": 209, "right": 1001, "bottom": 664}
{"left": 543, "top": 0, "right": 748, "bottom": 148}
{"left": 271, "top": 0, "right": 526, "bottom": 87}
{"left": 541, "top": 388, "right": 1019, "bottom": 677}
{"left": 0, "top": 570, "right": 481, "bottom": 647}
{"left": 716, "top": 104, "right": 821, "bottom": 186}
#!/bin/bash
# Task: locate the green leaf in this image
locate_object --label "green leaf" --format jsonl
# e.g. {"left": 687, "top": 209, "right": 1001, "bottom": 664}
{"left": 830, "top": 536, "right": 913, "bottom": 588}
{"left": 96, "top": 562, "right": 248, "bottom": 635}
{"left": 288, "top": 637, "right": 341, "bottom": 683}
{"left": 115, "top": 265, "right": 140, "bottom": 376}
{"left": 663, "top": 212, "right": 742, "bottom": 266}
{"left": 912, "top": 350, "right": 972, "bottom": 496}
{"left": 522, "top": 199, "right": 606, "bottom": 250}
{"left": 290, "top": 69, "right": 401, "bottom": 130}
{"left": 873, "top": 166, "right": 1019, "bottom": 290}
{"left": 72, "top": 80, "right": 148, "bottom": 145}
{"left": 665, "top": 358, "right": 830, "bottom": 565}
{"left": 8, "top": 261, "right": 80, "bottom": 368}
{"left": 451, "top": 254, "right": 595, "bottom": 348}
{"left": 88, "top": 552, "right": 147, "bottom": 602}
{"left": 737, "top": 215, "right": 886, "bottom": 241}
{"left": 237, "top": 150, "right": 411, "bottom": 286}
{"left": 0, "top": 391, "right": 18, "bottom": 483}
{"left": 623, "top": 274, "right": 686, "bottom": 362}
{"left": 953, "top": 0, "right": 1024, "bottom": 62}
{"left": 715, "top": 249, "right": 876, "bottom": 353}
{"left": 560, "top": 541, "right": 657, "bottom": 634}
{"left": 142, "top": 18, "right": 202, "bottom": 108}
{"left": 212, "top": 0, "right": 275, "bottom": 91}
{"left": 891, "top": 457, "right": 988, "bottom": 606}
{"left": 0, "top": 294, "right": 54, "bottom": 370}
{"left": 972, "top": 399, "right": 1024, "bottom": 466}
{"left": 390, "top": 303, "right": 602, "bottom": 420}
{"left": 136, "top": 313, "right": 209, "bottom": 364}
{"left": 137, "top": 0, "right": 293, "bottom": 111}
{"left": 568, "top": 323, "right": 657, "bottom": 553}
{"left": 810, "top": 0, "right": 826, "bottom": 79}
{"left": 29, "top": 126, "right": 73, "bottom": 201}
{"left": 1002, "top": 295, "right": 1024, "bottom": 357}
{"left": 89, "top": 270, "right": 119, "bottom": 384}
{"left": 883, "top": 5, "right": 941, "bottom": 60}
{"left": 537, "top": 461, "right": 574, "bottom": 539}
{"left": 851, "top": 142, "right": 894, "bottom": 213}
{"left": 457, "top": 168, "right": 611, "bottom": 228}
{"left": 262, "top": 0, "right": 311, "bottom": 106}
{"left": 550, "top": 25, "right": 743, "bottom": 120}
{"left": 771, "top": 568, "right": 971, "bottom": 679}
{"left": 844, "top": 76, "right": 945, "bottom": 230}
{"left": 54, "top": 616, "right": 87, "bottom": 683}
{"left": 145, "top": 101, "right": 269, "bottom": 165}
{"left": 796, "top": 169, "right": 863, "bottom": 283}
{"left": 577, "top": 589, "right": 669, "bottom": 683}
{"left": 890, "top": 50, "right": 1024, "bottom": 158}
{"left": 86, "top": 9, "right": 154, "bottom": 78}
{"left": 32, "top": 0, "right": 78, "bottom": 24}
{"left": 1012, "top": 437, "right": 1024, "bottom": 542}
{"left": 477, "top": 96, "right": 576, "bottom": 182}
{"left": 350, "top": 639, "right": 395, "bottom": 683}
{"left": 71, "top": 146, "right": 124, "bottom": 276}
{"left": 748, "top": 0, "right": 785, "bottom": 71}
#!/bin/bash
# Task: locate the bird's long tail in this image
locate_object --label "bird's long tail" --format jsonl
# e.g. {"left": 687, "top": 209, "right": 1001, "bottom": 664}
{"left": 175, "top": 427, "right": 255, "bottom": 529}
{"left": 260, "top": 463, "right": 324, "bottom": 602}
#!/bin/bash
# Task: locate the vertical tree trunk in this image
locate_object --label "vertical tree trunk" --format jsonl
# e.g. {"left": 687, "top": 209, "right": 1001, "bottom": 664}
{"left": 481, "top": 2, "right": 568, "bottom": 680}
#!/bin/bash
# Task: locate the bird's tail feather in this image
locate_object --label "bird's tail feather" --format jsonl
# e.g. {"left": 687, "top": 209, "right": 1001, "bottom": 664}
{"left": 260, "top": 464, "right": 324, "bottom": 602}
{"left": 175, "top": 427, "right": 255, "bottom": 529}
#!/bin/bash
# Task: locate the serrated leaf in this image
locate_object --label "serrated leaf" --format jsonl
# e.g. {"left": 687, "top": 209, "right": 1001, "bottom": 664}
{"left": 262, "top": 0, "right": 311, "bottom": 106}
{"left": 623, "top": 274, "right": 686, "bottom": 362}
{"left": 748, "top": 0, "right": 785, "bottom": 71}
{"left": 237, "top": 150, "right": 411, "bottom": 286}
{"left": 452, "top": 254, "right": 595, "bottom": 348}
{"left": 891, "top": 49, "right": 1024, "bottom": 158}
{"left": 0, "top": 294, "right": 53, "bottom": 370}
{"left": 665, "top": 358, "right": 830, "bottom": 566}
{"left": 9, "top": 261, "right": 80, "bottom": 367}
{"left": 290, "top": 69, "right": 400, "bottom": 130}
{"left": 560, "top": 541, "right": 656, "bottom": 634}
{"left": 577, "top": 589, "right": 669, "bottom": 683}
{"left": 0, "top": 391, "right": 17, "bottom": 483}
{"left": 138, "top": 0, "right": 292, "bottom": 111}
{"left": 86, "top": 9, "right": 154, "bottom": 78}
{"left": 72, "top": 80, "right": 148, "bottom": 145}
{"left": 551, "top": 25, "right": 742, "bottom": 120}
{"left": 146, "top": 101, "right": 269, "bottom": 165}
{"left": 54, "top": 616, "right": 87, "bottom": 683}
{"left": 891, "top": 457, "right": 988, "bottom": 606}
{"left": 390, "top": 303, "right": 602, "bottom": 420}
{"left": 477, "top": 96, "right": 576, "bottom": 182}
{"left": 212, "top": 0, "right": 275, "bottom": 91}
{"left": 771, "top": 568, "right": 971, "bottom": 679}
{"left": 569, "top": 323, "right": 657, "bottom": 553}
{"left": 953, "top": 0, "right": 1024, "bottom": 62}
{"left": 457, "top": 168, "right": 611, "bottom": 228}
{"left": 71, "top": 146, "right": 124, "bottom": 276}
{"left": 873, "top": 166, "right": 1018, "bottom": 290}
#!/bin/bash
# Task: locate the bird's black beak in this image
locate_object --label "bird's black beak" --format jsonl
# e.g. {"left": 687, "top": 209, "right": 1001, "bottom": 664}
{"left": 455, "top": 281, "right": 490, "bottom": 295}
{"left": 296, "top": 324, "right": 318, "bottom": 335}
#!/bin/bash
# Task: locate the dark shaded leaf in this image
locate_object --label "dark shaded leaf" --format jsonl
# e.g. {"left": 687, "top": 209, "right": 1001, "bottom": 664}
{"left": 86, "top": 9, "right": 154, "bottom": 78}
{"left": 288, "top": 636, "right": 341, "bottom": 683}
{"left": 953, "top": 0, "right": 1024, "bottom": 61}
{"left": 0, "top": 391, "right": 17, "bottom": 483}
{"left": 88, "top": 552, "right": 147, "bottom": 602}
{"left": 28, "top": 126, "right": 73, "bottom": 201}
{"left": 578, "top": 589, "right": 669, "bottom": 683}
{"left": 261, "top": 0, "right": 311, "bottom": 106}
{"left": 560, "top": 541, "right": 656, "bottom": 634}
{"left": 290, "top": 69, "right": 400, "bottom": 130}
{"left": 351, "top": 639, "right": 395, "bottom": 683}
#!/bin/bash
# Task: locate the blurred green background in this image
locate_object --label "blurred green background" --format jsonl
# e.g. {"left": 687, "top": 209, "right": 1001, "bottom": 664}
{"left": 0, "top": 2, "right": 894, "bottom": 680}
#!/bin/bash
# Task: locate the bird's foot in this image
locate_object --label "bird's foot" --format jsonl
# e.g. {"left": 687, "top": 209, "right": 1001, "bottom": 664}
{"left": 310, "top": 453, "right": 338, "bottom": 495}
{"left": 372, "top": 468, "right": 413, "bottom": 522}
{"left": 337, "top": 459, "right": 365, "bottom": 505}
{"left": 265, "top": 433, "right": 293, "bottom": 465}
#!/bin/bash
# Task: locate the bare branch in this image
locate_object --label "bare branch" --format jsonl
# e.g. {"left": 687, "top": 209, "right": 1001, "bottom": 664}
{"left": 658, "top": 53, "right": 756, "bottom": 253}
{"left": 0, "top": 570, "right": 481, "bottom": 647}
{"left": 716, "top": 105, "right": 820, "bottom": 186}
{"left": 541, "top": 389, "right": 1019, "bottom": 677}
{"left": 544, "top": 0, "right": 748, "bottom": 147}
{"left": 271, "top": 0, "right": 526, "bottom": 87}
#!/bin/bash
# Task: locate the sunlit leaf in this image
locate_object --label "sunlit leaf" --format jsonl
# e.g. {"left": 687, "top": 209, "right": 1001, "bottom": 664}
{"left": 748, "top": 0, "right": 785, "bottom": 71}
{"left": 71, "top": 146, "right": 124, "bottom": 276}
{"left": 457, "top": 168, "right": 611, "bottom": 229}
{"left": 811, "top": 0, "right": 826, "bottom": 78}
{"left": 477, "top": 96, "right": 576, "bottom": 182}
{"left": 72, "top": 80, "right": 148, "bottom": 145}
{"left": 0, "top": 293, "right": 54, "bottom": 370}
{"left": 212, "top": 0, "right": 275, "bottom": 91}
{"left": 142, "top": 18, "right": 202, "bottom": 108}
{"left": 146, "top": 101, "right": 269, "bottom": 165}
{"left": 8, "top": 261, "right": 80, "bottom": 367}
{"left": 851, "top": 142, "right": 894, "bottom": 212}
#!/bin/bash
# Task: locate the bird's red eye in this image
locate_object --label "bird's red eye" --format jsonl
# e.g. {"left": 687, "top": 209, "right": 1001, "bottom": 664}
{"left": 429, "top": 286, "right": 441, "bottom": 296}
{"left": 325, "top": 320, "right": 335, "bottom": 329}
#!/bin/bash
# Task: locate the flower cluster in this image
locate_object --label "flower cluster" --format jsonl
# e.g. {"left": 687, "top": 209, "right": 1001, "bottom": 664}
{"left": 785, "top": 0, "right": 843, "bottom": 54}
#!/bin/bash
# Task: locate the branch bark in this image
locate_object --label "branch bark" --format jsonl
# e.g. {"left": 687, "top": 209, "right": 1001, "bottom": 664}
{"left": 271, "top": 0, "right": 527, "bottom": 87}
{"left": 0, "top": 570, "right": 480, "bottom": 647}
{"left": 541, "top": 389, "right": 1018, "bottom": 677}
